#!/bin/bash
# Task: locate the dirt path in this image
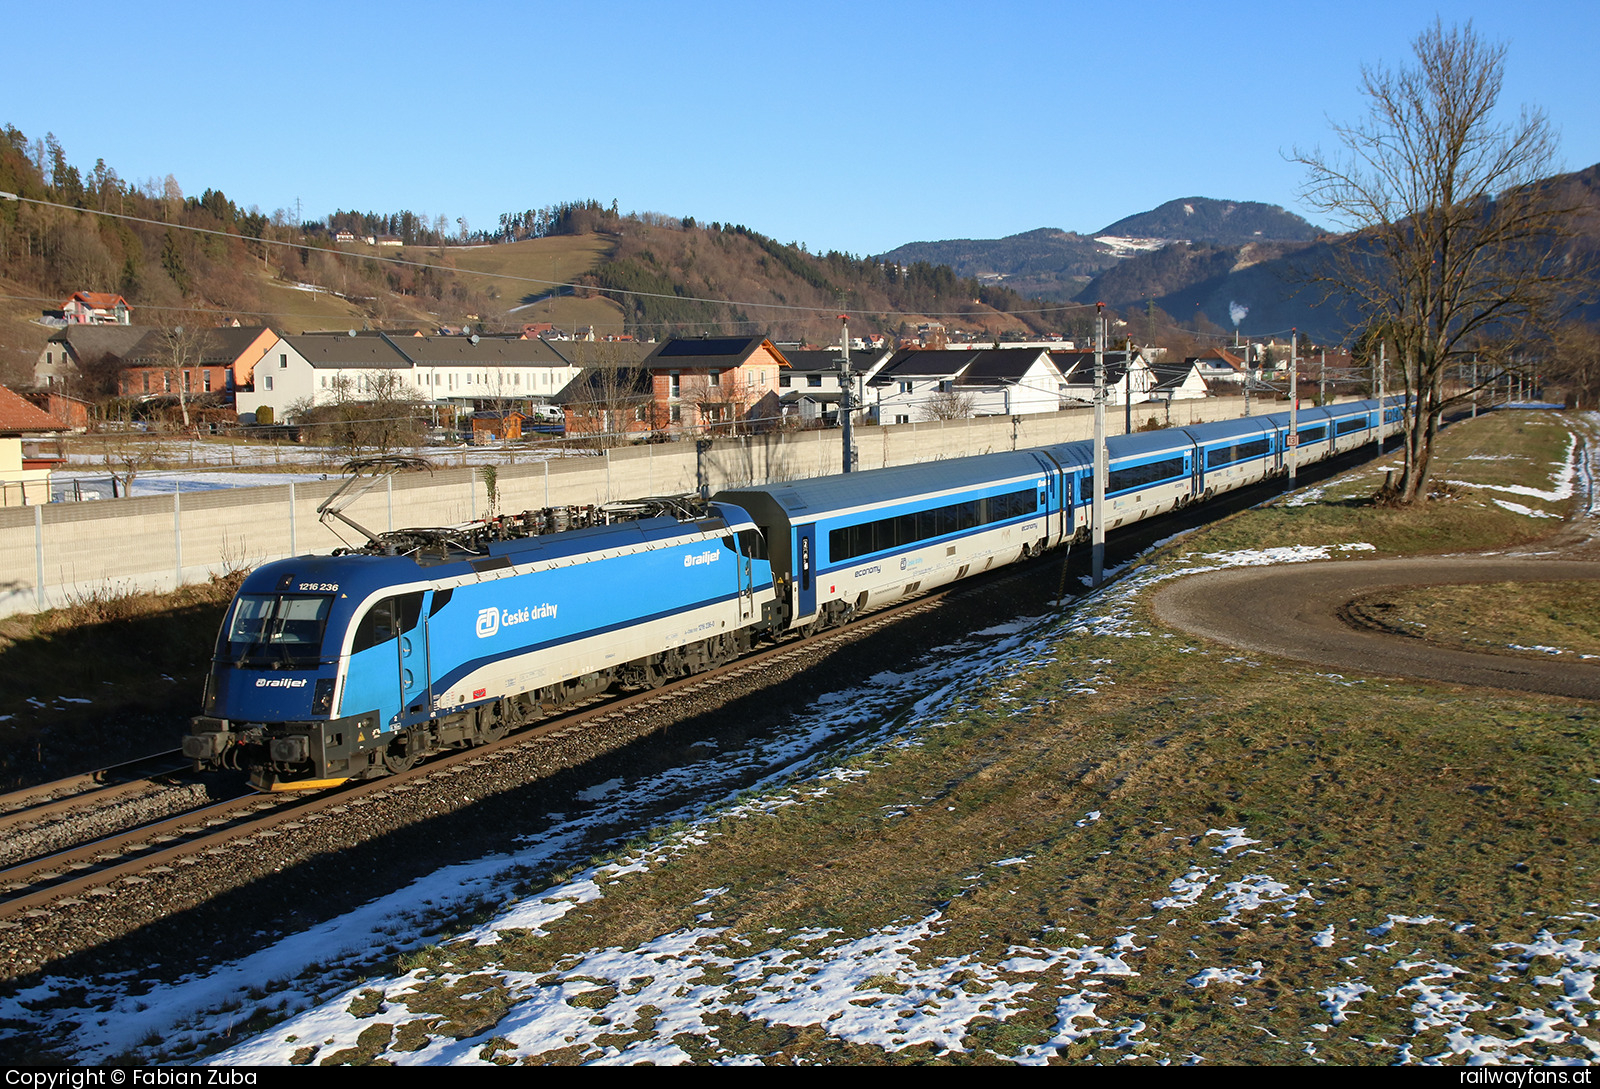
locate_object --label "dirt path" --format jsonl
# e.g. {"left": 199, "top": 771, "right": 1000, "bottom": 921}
{"left": 1152, "top": 413, "right": 1600, "bottom": 700}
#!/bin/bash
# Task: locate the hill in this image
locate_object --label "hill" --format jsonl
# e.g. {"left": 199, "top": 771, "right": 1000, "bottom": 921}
{"left": 1098, "top": 197, "right": 1325, "bottom": 246}
{"left": 876, "top": 198, "right": 1326, "bottom": 303}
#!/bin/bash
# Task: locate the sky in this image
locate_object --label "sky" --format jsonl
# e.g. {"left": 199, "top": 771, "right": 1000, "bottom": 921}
{"left": 8, "top": 0, "right": 1600, "bottom": 257}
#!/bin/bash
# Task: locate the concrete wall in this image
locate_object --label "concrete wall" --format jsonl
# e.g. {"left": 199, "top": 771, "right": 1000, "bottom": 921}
{"left": 0, "top": 396, "right": 1278, "bottom": 618}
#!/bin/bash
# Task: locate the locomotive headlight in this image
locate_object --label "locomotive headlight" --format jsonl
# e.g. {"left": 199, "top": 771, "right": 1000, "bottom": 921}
{"left": 312, "top": 678, "right": 335, "bottom": 715}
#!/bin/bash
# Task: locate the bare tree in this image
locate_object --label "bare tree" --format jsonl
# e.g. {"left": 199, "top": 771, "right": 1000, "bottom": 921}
{"left": 295, "top": 372, "right": 428, "bottom": 459}
{"left": 1294, "top": 20, "right": 1588, "bottom": 504}
{"left": 922, "top": 388, "right": 977, "bottom": 421}
{"left": 1549, "top": 323, "right": 1600, "bottom": 409}
{"left": 561, "top": 341, "right": 656, "bottom": 449}
{"left": 159, "top": 324, "right": 211, "bottom": 431}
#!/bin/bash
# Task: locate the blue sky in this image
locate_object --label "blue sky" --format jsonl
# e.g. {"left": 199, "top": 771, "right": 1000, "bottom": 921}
{"left": 9, "top": 1, "right": 1598, "bottom": 256}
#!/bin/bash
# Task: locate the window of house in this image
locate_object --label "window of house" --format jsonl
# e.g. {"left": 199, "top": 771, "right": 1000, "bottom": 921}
{"left": 808, "top": 375, "right": 823, "bottom": 387}
{"left": 899, "top": 381, "right": 913, "bottom": 394}
{"left": 203, "top": 370, "right": 212, "bottom": 392}
{"left": 669, "top": 372, "right": 680, "bottom": 398}
{"left": 265, "top": 376, "right": 274, "bottom": 391}
{"left": 142, "top": 373, "right": 150, "bottom": 393}
{"left": 709, "top": 370, "right": 721, "bottom": 387}
{"left": 279, "top": 354, "right": 287, "bottom": 368}
{"left": 779, "top": 375, "right": 791, "bottom": 388}
{"left": 670, "top": 404, "right": 681, "bottom": 422}
{"left": 894, "top": 414, "right": 910, "bottom": 424}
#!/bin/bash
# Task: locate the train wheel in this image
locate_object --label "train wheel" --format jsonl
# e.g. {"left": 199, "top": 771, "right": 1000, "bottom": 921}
{"left": 382, "top": 739, "right": 416, "bottom": 774}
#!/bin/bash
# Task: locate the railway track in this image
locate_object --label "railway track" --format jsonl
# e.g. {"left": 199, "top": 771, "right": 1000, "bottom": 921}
{"left": 0, "top": 589, "right": 950, "bottom": 925}
{"left": 0, "top": 439, "right": 1382, "bottom": 933}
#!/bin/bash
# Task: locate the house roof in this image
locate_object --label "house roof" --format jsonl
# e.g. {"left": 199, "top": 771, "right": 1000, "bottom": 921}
{"left": 551, "top": 366, "right": 654, "bottom": 407}
{"left": 643, "top": 336, "right": 789, "bottom": 371}
{"left": 64, "top": 291, "right": 129, "bottom": 311}
{"left": 391, "top": 335, "right": 572, "bottom": 367}
{"left": 0, "top": 384, "right": 65, "bottom": 434}
{"left": 123, "top": 326, "right": 276, "bottom": 368}
{"left": 1188, "top": 349, "right": 1245, "bottom": 370}
{"left": 1148, "top": 362, "right": 1209, "bottom": 391}
{"left": 955, "top": 348, "right": 1059, "bottom": 385}
{"left": 1053, "top": 351, "right": 1143, "bottom": 385}
{"left": 46, "top": 324, "right": 153, "bottom": 362}
{"left": 869, "top": 348, "right": 976, "bottom": 383}
{"left": 283, "top": 333, "right": 413, "bottom": 369}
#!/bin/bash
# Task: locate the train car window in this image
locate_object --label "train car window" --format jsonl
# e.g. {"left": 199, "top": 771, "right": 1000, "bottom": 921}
{"left": 1107, "top": 456, "right": 1186, "bottom": 495}
{"left": 1336, "top": 417, "right": 1368, "bottom": 435}
{"left": 352, "top": 598, "right": 398, "bottom": 653}
{"left": 737, "top": 530, "right": 768, "bottom": 560}
{"left": 1296, "top": 426, "right": 1328, "bottom": 443}
{"left": 1205, "top": 439, "right": 1270, "bottom": 469}
{"left": 429, "top": 588, "right": 453, "bottom": 616}
{"left": 395, "top": 591, "right": 424, "bottom": 633}
{"left": 827, "top": 486, "right": 1037, "bottom": 562}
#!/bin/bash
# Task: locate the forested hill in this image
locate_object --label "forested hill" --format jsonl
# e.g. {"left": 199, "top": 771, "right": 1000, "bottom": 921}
{"left": 0, "top": 125, "right": 1086, "bottom": 384}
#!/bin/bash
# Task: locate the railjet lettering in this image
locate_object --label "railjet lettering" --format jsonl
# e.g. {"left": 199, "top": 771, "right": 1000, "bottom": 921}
{"left": 476, "top": 603, "right": 558, "bottom": 639}
{"left": 254, "top": 677, "right": 308, "bottom": 689}
{"left": 684, "top": 550, "right": 720, "bottom": 567}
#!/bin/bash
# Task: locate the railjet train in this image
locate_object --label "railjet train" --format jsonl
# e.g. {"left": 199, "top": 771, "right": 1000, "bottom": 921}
{"left": 186, "top": 398, "right": 1401, "bottom": 789}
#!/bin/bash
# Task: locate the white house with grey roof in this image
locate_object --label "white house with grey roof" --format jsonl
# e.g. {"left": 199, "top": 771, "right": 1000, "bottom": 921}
{"left": 243, "top": 333, "right": 582, "bottom": 424}
{"left": 869, "top": 348, "right": 1067, "bottom": 423}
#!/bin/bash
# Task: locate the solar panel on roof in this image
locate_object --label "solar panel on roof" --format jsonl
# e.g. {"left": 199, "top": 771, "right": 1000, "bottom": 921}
{"left": 657, "top": 338, "right": 750, "bottom": 357}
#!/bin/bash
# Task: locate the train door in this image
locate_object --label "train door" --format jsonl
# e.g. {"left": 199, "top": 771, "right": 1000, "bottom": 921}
{"left": 396, "top": 590, "right": 431, "bottom": 727}
{"left": 796, "top": 523, "right": 817, "bottom": 619}
{"left": 343, "top": 589, "right": 427, "bottom": 733}
{"left": 732, "top": 531, "right": 758, "bottom": 622}
{"left": 1193, "top": 445, "right": 1207, "bottom": 495}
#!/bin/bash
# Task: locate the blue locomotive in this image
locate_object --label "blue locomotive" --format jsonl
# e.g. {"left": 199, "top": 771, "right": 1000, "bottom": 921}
{"left": 186, "top": 398, "right": 1400, "bottom": 789}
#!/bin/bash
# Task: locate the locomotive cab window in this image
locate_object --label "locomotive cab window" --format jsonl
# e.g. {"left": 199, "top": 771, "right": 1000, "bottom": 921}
{"left": 353, "top": 592, "right": 424, "bottom": 653}
{"left": 221, "top": 594, "right": 333, "bottom": 665}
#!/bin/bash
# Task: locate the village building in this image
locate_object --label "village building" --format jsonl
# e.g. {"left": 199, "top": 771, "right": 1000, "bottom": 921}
{"left": 0, "top": 384, "right": 65, "bottom": 506}
{"left": 118, "top": 326, "right": 280, "bottom": 406}
{"left": 34, "top": 325, "right": 152, "bottom": 391}
{"left": 870, "top": 347, "right": 1068, "bottom": 424}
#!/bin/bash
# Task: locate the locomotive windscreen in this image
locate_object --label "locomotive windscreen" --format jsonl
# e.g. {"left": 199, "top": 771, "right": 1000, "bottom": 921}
{"left": 221, "top": 594, "right": 334, "bottom": 666}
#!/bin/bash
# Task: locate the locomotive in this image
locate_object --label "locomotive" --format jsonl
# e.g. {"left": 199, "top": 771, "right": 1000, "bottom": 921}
{"left": 185, "top": 398, "right": 1400, "bottom": 789}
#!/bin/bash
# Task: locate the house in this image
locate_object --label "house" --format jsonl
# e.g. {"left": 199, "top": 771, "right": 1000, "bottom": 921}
{"left": 1147, "top": 360, "right": 1211, "bottom": 401}
{"left": 59, "top": 291, "right": 131, "bottom": 325}
{"left": 641, "top": 337, "right": 791, "bottom": 435}
{"left": 553, "top": 363, "right": 658, "bottom": 438}
{"left": 1054, "top": 350, "right": 1159, "bottom": 407}
{"left": 34, "top": 325, "right": 152, "bottom": 391}
{"left": 0, "top": 384, "right": 65, "bottom": 506}
{"left": 398, "top": 334, "right": 580, "bottom": 415}
{"left": 118, "top": 326, "right": 280, "bottom": 407}
{"left": 776, "top": 348, "right": 890, "bottom": 425}
{"left": 869, "top": 348, "right": 1068, "bottom": 424}
{"left": 1188, "top": 348, "right": 1248, "bottom": 386}
{"left": 245, "top": 333, "right": 583, "bottom": 426}
{"left": 21, "top": 390, "right": 94, "bottom": 431}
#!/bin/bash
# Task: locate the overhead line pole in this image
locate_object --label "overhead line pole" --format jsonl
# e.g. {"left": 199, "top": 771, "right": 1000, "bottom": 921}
{"left": 1092, "top": 303, "right": 1107, "bottom": 588}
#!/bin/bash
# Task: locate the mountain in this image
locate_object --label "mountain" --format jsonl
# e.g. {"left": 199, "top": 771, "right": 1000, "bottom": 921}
{"left": 1082, "top": 164, "right": 1600, "bottom": 342}
{"left": 1099, "top": 198, "right": 1325, "bottom": 247}
{"left": 876, "top": 198, "right": 1327, "bottom": 302}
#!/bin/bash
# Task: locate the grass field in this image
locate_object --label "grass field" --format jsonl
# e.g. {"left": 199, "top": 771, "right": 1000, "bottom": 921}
{"left": 179, "top": 409, "right": 1599, "bottom": 1066}
{"left": 445, "top": 237, "right": 627, "bottom": 334}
